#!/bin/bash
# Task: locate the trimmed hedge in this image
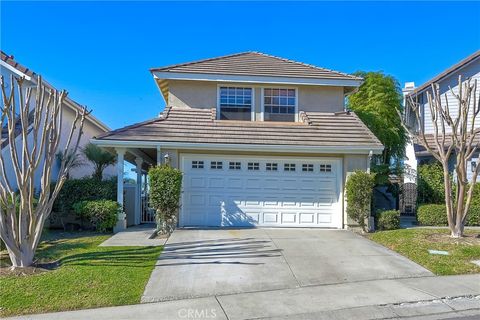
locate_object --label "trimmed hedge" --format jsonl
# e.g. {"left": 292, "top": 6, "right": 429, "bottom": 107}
{"left": 417, "top": 204, "right": 479, "bottom": 226}
{"left": 471, "top": 183, "right": 480, "bottom": 207}
{"left": 149, "top": 165, "right": 182, "bottom": 234}
{"left": 417, "top": 163, "right": 445, "bottom": 204}
{"left": 376, "top": 210, "right": 400, "bottom": 230}
{"left": 53, "top": 177, "right": 116, "bottom": 214}
{"left": 73, "top": 200, "right": 119, "bottom": 232}
{"left": 345, "top": 171, "right": 376, "bottom": 231}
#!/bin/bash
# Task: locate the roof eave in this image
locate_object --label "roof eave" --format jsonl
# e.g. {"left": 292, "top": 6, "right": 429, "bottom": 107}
{"left": 91, "top": 138, "right": 383, "bottom": 155}
{"left": 152, "top": 71, "right": 362, "bottom": 87}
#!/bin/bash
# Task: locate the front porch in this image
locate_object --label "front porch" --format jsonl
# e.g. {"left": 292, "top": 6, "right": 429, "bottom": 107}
{"left": 111, "top": 145, "right": 168, "bottom": 232}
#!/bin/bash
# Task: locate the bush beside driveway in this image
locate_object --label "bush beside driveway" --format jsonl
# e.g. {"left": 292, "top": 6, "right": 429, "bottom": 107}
{"left": 0, "top": 231, "right": 162, "bottom": 317}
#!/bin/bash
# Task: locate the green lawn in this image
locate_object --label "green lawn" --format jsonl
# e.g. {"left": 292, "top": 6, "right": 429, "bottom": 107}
{"left": 368, "top": 228, "right": 480, "bottom": 275}
{"left": 0, "top": 231, "right": 162, "bottom": 317}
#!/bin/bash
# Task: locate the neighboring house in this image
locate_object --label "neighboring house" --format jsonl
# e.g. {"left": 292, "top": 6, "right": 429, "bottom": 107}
{"left": 403, "top": 50, "right": 480, "bottom": 183}
{"left": 0, "top": 51, "right": 113, "bottom": 190}
{"left": 92, "top": 52, "right": 383, "bottom": 231}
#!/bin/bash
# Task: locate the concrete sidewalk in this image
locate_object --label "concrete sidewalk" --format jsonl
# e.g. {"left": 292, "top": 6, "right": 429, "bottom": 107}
{"left": 7, "top": 274, "right": 480, "bottom": 320}
{"left": 99, "top": 224, "right": 167, "bottom": 247}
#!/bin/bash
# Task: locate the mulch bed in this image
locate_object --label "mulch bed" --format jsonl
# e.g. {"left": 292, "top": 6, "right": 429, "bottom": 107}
{"left": 426, "top": 232, "right": 480, "bottom": 245}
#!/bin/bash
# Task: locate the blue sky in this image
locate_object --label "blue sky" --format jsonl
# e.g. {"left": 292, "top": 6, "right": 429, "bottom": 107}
{"left": 1, "top": 1, "right": 479, "bottom": 130}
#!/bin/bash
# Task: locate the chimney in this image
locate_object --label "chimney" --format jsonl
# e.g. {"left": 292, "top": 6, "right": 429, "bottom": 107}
{"left": 402, "top": 82, "right": 416, "bottom": 96}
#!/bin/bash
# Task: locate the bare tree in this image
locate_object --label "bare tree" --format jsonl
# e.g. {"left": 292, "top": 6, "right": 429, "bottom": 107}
{"left": 0, "top": 75, "right": 89, "bottom": 268}
{"left": 401, "top": 76, "right": 479, "bottom": 237}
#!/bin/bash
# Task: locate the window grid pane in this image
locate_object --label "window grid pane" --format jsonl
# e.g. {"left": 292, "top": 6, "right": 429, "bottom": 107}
{"left": 266, "top": 163, "right": 278, "bottom": 171}
{"left": 264, "top": 88, "right": 296, "bottom": 114}
{"left": 302, "top": 164, "right": 314, "bottom": 172}
{"left": 320, "top": 164, "right": 332, "bottom": 172}
{"left": 284, "top": 163, "right": 296, "bottom": 171}
{"left": 229, "top": 161, "right": 241, "bottom": 170}
{"left": 248, "top": 162, "right": 260, "bottom": 170}
{"left": 192, "top": 161, "right": 204, "bottom": 169}
{"left": 210, "top": 161, "right": 223, "bottom": 169}
{"left": 220, "top": 87, "right": 252, "bottom": 108}
{"left": 220, "top": 87, "right": 252, "bottom": 120}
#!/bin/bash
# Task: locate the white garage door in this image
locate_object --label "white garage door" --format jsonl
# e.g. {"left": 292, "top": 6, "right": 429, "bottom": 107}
{"left": 180, "top": 155, "right": 343, "bottom": 228}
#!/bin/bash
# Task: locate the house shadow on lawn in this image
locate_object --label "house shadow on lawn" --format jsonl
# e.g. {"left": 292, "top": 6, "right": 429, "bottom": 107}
{"left": 155, "top": 237, "right": 282, "bottom": 267}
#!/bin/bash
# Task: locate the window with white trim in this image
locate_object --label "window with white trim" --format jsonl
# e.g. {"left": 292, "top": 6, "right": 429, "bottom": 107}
{"left": 229, "top": 161, "right": 241, "bottom": 170}
{"left": 192, "top": 161, "right": 204, "bottom": 169}
{"left": 320, "top": 164, "right": 332, "bottom": 172}
{"left": 263, "top": 88, "right": 296, "bottom": 122}
{"left": 302, "top": 164, "right": 314, "bottom": 172}
{"left": 248, "top": 162, "right": 260, "bottom": 170}
{"left": 210, "top": 161, "right": 223, "bottom": 169}
{"left": 266, "top": 163, "right": 278, "bottom": 171}
{"left": 284, "top": 163, "right": 296, "bottom": 171}
{"left": 219, "top": 87, "right": 252, "bottom": 120}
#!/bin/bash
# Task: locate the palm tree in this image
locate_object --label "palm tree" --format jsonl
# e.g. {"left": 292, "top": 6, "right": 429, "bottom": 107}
{"left": 56, "top": 150, "right": 85, "bottom": 179}
{"left": 82, "top": 143, "right": 116, "bottom": 180}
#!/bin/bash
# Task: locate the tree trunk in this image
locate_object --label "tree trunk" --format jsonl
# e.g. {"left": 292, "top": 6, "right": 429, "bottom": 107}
{"left": 450, "top": 223, "right": 464, "bottom": 238}
{"left": 6, "top": 246, "right": 35, "bottom": 269}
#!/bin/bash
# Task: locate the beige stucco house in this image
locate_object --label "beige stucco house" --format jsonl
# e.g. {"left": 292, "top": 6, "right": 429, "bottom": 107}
{"left": 92, "top": 52, "right": 383, "bottom": 231}
{"left": 1, "top": 51, "right": 113, "bottom": 190}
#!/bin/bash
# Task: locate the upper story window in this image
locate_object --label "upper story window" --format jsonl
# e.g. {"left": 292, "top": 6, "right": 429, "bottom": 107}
{"left": 219, "top": 87, "right": 253, "bottom": 121}
{"left": 263, "top": 88, "right": 296, "bottom": 122}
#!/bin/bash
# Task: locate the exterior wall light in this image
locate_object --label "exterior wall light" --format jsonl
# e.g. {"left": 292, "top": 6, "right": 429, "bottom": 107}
{"left": 472, "top": 161, "right": 477, "bottom": 173}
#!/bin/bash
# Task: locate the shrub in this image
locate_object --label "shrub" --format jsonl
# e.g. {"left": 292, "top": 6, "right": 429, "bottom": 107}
{"left": 417, "top": 163, "right": 445, "bottom": 204}
{"left": 73, "top": 200, "right": 119, "bottom": 232}
{"left": 470, "top": 183, "right": 480, "bottom": 207}
{"left": 149, "top": 165, "right": 182, "bottom": 234}
{"left": 417, "top": 204, "right": 479, "bottom": 227}
{"left": 417, "top": 204, "right": 448, "bottom": 226}
{"left": 345, "top": 171, "right": 376, "bottom": 231}
{"left": 53, "top": 177, "right": 116, "bottom": 214}
{"left": 376, "top": 210, "right": 400, "bottom": 230}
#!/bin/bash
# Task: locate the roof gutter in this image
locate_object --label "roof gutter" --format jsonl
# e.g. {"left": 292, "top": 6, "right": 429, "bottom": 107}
{"left": 152, "top": 71, "right": 363, "bottom": 88}
{"left": 91, "top": 139, "right": 383, "bottom": 155}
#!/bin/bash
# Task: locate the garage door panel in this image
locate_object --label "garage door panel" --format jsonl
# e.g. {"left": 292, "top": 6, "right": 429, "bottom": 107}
{"left": 281, "top": 213, "right": 297, "bottom": 223}
{"left": 299, "top": 213, "right": 315, "bottom": 224}
{"left": 181, "top": 155, "right": 342, "bottom": 228}
{"left": 189, "top": 194, "right": 206, "bottom": 206}
{"left": 317, "top": 213, "right": 332, "bottom": 223}
{"left": 189, "top": 177, "right": 206, "bottom": 188}
{"left": 208, "top": 178, "right": 225, "bottom": 188}
{"left": 263, "top": 213, "right": 279, "bottom": 223}
{"left": 226, "top": 178, "right": 243, "bottom": 189}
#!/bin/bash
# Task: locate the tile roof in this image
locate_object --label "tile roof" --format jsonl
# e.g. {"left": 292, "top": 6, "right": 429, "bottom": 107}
{"left": 1, "top": 51, "right": 36, "bottom": 77}
{"left": 151, "top": 52, "right": 361, "bottom": 81}
{"left": 414, "top": 134, "right": 479, "bottom": 156}
{"left": 96, "top": 107, "right": 382, "bottom": 148}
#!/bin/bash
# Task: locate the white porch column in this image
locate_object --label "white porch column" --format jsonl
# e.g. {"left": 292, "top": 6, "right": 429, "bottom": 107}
{"left": 156, "top": 145, "right": 162, "bottom": 165}
{"left": 114, "top": 148, "right": 127, "bottom": 233}
{"left": 135, "top": 157, "right": 143, "bottom": 225}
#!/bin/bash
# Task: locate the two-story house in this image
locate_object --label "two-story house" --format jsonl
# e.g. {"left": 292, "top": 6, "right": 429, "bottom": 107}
{"left": 1, "top": 51, "right": 113, "bottom": 190}
{"left": 92, "top": 52, "right": 383, "bottom": 231}
{"left": 403, "top": 50, "right": 480, "bottom": 183}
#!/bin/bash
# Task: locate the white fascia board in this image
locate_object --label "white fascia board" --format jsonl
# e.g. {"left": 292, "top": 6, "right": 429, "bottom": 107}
{"left": 91, "top": 139, "right": 383, "bottom": 155}
{"left": 0, "top": 60, "right": 33, "bottom": 82}
{"left": 63, "top": 99, "right": 111, "bottom": 132}
{"left": 152, "top": 71, "right": 362, "bottom": 88}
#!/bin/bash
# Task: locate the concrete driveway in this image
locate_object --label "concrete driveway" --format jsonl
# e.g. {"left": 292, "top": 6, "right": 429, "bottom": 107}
{"left": 142, "top": 228, "right": 433, "bottom": 302}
